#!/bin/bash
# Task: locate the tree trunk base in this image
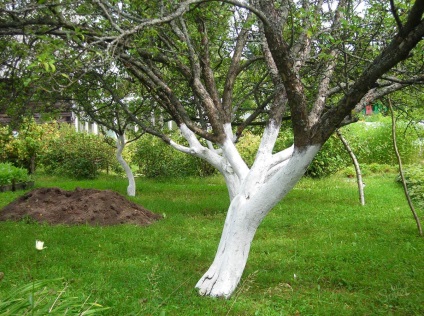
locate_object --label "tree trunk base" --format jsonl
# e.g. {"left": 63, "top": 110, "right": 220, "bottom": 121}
{"left": 196, "top": 263, "right": 242, "bottom": 298}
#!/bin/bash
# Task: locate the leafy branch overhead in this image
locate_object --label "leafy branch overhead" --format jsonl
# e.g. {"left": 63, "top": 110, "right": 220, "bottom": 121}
{"left": 1, "top": 1, "right": 422, "bottom": 145}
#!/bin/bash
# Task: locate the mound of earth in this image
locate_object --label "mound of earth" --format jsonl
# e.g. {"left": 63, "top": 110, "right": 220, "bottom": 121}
{"left": 0, "top": 187, "right": 162, "bottom": 226}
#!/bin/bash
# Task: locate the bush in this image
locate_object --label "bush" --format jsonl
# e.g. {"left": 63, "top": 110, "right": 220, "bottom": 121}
{"left": 396, "top": 164, "right": 424, "bottom": 209}
{"left": 306, "top": 116, "right": 421, "bottom": 177}
{"left": 306, "top": 133, "right": 350, "bottom": 178}
{"left": 339, "top": 163, "right": 398, "bottom": 178}
{"left": 132, "top": 132, "right": 215, "bottom": 178}
{"left": 0, "top": 163, "right": 29, "bottom": 186}
{"left": 0, "top": 120, "right": 118, "bottom": 180}
{"left": 236, "top": 132, "right": 261, "bottom": 167}
{"left": 40, "top": 124, "right": 117, "bottom": 179}
{"left": 0, "top": 119, "right": 55, "bottom": 173}
{"left": 342, "top": 117, "right": 421, "bottom": 165}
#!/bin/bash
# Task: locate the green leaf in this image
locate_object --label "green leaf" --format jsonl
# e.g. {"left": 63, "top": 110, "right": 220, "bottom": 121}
{"left": 49, "top": 61, "right": 56, "bottom": 72}
{"left": 43, "top": 62, "right": 50, "bottom": 72}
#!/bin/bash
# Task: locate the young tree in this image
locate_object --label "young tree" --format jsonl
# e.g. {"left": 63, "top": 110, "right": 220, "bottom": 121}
{"left": 1, "top": 0, "right": 423, "bottom": 298}
{"left": 68, "top": 68, "right": 152, "bottom": 196}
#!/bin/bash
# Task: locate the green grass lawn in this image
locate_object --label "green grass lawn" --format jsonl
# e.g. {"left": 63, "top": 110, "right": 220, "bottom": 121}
{"left": 0, "top": 173, "right": 423, "bottom": 315}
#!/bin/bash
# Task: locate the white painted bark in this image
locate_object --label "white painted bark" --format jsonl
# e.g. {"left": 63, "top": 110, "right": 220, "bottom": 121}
{"left": 221, "top": 171, "right": 240, "bottom": 201}
{"left": 196, "top": 145, "right": 320, "bottom": 298}
{"left": 170, "top": 124, "right": 244, "bottom": 201}
{"left": 170, "top": 125, "right": 225, "bottom": 173}
{"left": 116, "top": 134, "right": 136, "bottom": 197}
{"left": 221, "top": 123, "right": 249, "bottom": 182}
{"left": 164, "top": 124, "right": 322, "bottom": 297}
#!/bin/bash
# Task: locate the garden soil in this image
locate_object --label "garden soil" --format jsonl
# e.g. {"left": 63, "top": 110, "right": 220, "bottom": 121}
{"left": 0, "top": 187, "right": 162, "bottom": 226}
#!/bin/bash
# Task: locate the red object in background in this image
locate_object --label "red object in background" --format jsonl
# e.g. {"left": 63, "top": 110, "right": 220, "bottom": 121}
{"left": 366, "top": 105, "right": 373, "bottom": 115}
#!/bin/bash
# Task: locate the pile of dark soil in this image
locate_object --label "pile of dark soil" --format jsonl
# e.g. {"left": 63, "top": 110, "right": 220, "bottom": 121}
{"left": 0, "top": 187, "right": 162, "bottom": 226}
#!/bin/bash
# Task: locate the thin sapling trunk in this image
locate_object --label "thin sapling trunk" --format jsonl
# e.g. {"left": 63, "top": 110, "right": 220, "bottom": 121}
{"left": 116, "top": 134, "right": 136, "bottom": 197}
{"left": 388, "top": 98, "right": 422, "bottom": 236}
{"left": 336, "top": 129, "right": 365, "bottom": 205}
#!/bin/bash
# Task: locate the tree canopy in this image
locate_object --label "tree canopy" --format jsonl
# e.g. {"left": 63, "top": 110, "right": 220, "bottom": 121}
{"left": 1, "top": 1, "right": 423, "bottom": 142}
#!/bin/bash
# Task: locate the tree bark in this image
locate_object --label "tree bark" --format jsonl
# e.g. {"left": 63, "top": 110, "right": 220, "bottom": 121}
{"left": 336, "top": 129, "right": 365, "bottom": 205}
{"left": 116, "top": 134, "right": 136, "bottom": 197}
{"left": 195, "top": 145, "right": 320, "bottom": 297}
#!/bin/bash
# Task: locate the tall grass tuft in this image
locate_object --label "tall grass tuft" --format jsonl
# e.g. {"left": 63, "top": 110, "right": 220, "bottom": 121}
{"left": 0, "top": 278, "right": 109, "bottom": 315}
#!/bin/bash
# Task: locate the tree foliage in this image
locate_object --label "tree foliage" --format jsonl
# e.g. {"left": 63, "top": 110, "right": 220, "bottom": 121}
{"left": 0, "top": 162, "right": 29, "bottom": 186}
{"left": 0, "top": 118, "right": 53, "bottom": 173}
{"left": 1, "top": 1, "right": 422, "bottom": 146}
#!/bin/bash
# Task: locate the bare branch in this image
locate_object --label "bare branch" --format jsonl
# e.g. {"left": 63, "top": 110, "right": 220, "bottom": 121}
{"left": 94, "top": 0, "right": 124, "bottom": 34}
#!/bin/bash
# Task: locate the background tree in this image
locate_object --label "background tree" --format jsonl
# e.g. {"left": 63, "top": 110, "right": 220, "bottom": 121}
{"left": 68, "top": 67, "right": 152, "bottom": 196}
{"left": 0, "top": 0, "right": 423, "bottom": 298}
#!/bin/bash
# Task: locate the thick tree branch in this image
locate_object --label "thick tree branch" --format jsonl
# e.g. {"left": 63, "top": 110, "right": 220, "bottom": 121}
{"left": 261, "top": 29, "right": 286, "bottom": 125}
{"left": 314, "top": 2, "right": 424, "bottom": 143}
{"left": 309, "top": 0, "right": 347, "bottom": 125}
{"left": 222, "top": 13, "right": 252, "bottom": 120}
{"left": 196, "top": 15, "right": 224, "bottom": 118}
{"left": 258, "top": 1, "right": 310, "bottom": 148}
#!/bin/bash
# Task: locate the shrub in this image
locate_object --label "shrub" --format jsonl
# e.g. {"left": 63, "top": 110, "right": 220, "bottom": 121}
{"left": 306, "top": 133, "right": 350, "bottom": 178}
{"left": 396, "top": 164, "right": 424, "bottom": 209}
{"left": 132, "top": 132, "right": 215, "bottom": 178}
{"left": 236, "top": 132, "right": 261, "bottom": 167}
{"left": 0, "top": 163, "right": 29, "bottom": 186}
{"left": 306, "top": 116, "right": 421, "bottom": 177}
{"left": 342, "top": 117, "right": 421, "bottom": 165}
{"left": 0, "top": 119, "right": 55, "bottom": 173}
{"left": 40, "top": 124, "right": 117, "bottom": 179}
{"left": 0, "top": 120, "right": 118, "bottom": 179}
{"left": 339, "top": 163, "right": 398, "bottom": 178}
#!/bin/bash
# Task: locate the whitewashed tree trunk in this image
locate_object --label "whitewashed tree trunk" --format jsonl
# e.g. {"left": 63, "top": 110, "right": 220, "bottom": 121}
{"left": 116, "top": 134, "right": 136, "bottom": 197}
{"left": 170, "top": 123, "right": 320, "bottom": 297}
{"left": 195, "top": 145, "right": 320, "bottom": 297}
